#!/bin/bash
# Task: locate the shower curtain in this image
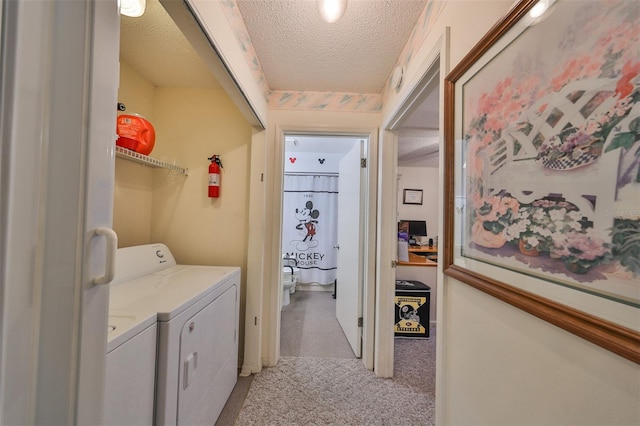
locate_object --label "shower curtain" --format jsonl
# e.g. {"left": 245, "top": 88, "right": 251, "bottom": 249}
{"left": 282, "top": 174, "right": 338, "bottom": 286}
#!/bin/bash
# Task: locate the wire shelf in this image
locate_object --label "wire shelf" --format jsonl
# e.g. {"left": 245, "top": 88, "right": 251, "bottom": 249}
{"left": 115, "top": 146, "right": 188, "bottom": 175}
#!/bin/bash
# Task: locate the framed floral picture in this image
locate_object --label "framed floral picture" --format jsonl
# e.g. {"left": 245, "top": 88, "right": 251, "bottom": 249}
{"left": 444, "top": 0, "right": 640, "bottom": 363}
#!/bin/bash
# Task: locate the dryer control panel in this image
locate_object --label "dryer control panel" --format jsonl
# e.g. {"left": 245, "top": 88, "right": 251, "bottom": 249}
{"left": 111, "top": 243, "right": 177, "bottom": 285}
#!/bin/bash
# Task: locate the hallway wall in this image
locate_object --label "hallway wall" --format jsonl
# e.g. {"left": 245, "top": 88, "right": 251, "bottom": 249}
{"left": 199, "top": 0, "right": 640, "bottom": 423}
{"left": 381, "top": 1, "right": 640, "bottom": 425}
{"left": 443, "top": 282, "right": 638, "bottom": 425}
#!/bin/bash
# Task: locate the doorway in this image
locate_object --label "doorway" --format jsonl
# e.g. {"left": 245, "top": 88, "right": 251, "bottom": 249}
{"left": 379, "top": 37, "right": 446, "bottom": 379}
{"left": 392, "top": 68, "right": 440, "bottom": 395}
{"left": 279, "top": 134, "right": 366, "bottom": 359}
{"left": 394, "top": 70, "right": 440, "bottom": 331}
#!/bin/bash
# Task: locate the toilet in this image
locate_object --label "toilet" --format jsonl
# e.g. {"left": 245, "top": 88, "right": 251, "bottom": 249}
{"left": 282, "top": 256, "right": 299, "bottom": 307}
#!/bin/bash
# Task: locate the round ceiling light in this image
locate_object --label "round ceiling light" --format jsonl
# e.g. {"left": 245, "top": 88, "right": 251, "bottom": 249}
{"left": 120, "top": 0, "right": 146, "bottom": 17}
{"left": 317, "top": 0, "right": 348, "bottom": 23}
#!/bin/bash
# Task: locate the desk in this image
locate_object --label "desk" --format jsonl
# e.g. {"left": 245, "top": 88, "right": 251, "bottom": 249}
{"left": 398, "top": 246, "right": 437, "bottom": 267}
{"left": 408, "top": 246, "right": 437, "bottom": 254}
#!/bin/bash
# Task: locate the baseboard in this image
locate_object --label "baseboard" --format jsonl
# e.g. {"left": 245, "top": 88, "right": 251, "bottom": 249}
{"left": 240, "top": 363, "right": 260, "bottom": 377}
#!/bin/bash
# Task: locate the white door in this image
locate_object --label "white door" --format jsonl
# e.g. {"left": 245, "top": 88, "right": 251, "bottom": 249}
{"left": 335, "top": 140, "right": 364, "bottom": 357}
{"left": 0, "top": 1, "right": 119, "bottom": 423}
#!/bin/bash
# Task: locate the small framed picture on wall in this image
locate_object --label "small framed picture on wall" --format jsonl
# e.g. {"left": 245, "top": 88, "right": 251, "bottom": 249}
{"left": 403, "top": 189, "right": 423, "bottom": 205}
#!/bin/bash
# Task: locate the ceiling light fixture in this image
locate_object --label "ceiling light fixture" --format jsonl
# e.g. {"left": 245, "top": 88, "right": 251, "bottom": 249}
{"left": 528, "top": 0, "right": 549, "bottom": 18}
{"left": 317, "top": 0, "right": 348, "bottom": 23}
{"left": 120, "top": 0, "right": 146, "bottom": 17}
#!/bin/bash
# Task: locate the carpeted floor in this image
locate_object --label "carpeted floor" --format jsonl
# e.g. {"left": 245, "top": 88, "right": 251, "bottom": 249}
{"left": 235, "top": 353, "right": 435, "bottom": 425}
{"left": 223, "top": 291, "right": 436, "bottom": 426}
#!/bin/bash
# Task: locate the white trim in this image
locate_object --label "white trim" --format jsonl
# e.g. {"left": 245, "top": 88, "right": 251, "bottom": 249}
{"left": 434, "top": 27, "right": 450, "bottom": 426}
{"left": 374, "top": 129, "right": 398, "bottom": 377}
{"left": 264, "top": 125, "right": 378, "bottom": 369}
{"left": 241, "top": 130, "right": 268, "bottom": 376}
{"left": 378, "top": 29, "right": 450, "bottom": 379}
{"left": 363, "top": 130, "right": 378, "bottom": 371}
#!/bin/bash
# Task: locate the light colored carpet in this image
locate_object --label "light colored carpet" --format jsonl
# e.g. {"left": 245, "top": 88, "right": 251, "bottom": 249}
{"left": 235, "top": 355, "right": 434, "bottom": 426}
{"left": 227, "top": 291, "right": 436, "bottom": 425}
{"left": 235, "top": 323, "right": 436, "bottom": 426}
{"left": 393, "top": 333, "right": 437, "bottom": 397}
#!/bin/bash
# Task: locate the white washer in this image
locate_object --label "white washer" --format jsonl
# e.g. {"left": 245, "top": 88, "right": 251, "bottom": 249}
{"left": 109, "top": 243, "right": 241, "bottom": 425}
{"left": 105, "top": 310, "right": 157, "bottom": 426}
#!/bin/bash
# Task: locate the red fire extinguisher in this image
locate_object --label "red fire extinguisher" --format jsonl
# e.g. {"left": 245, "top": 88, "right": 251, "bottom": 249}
{"left": 208, "top": 155, "right": 223, "bottom": 198}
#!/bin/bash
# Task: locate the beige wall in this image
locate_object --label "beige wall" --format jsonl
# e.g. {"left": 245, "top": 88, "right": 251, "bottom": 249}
{"left": 397, "top": 165, "right": 439, "bottom": 237}
{"left": 113, "top": 160, "right": 154, "bottom": 247}
{"left": 382, "top": 2, "right": 640, "bottom": 425}
{"left": 443, "top": 281, "right": 639, "bottom": 425}
{"left": 150, "top": 87, "right": 252, "bottom": 267}
{"left": 117, "top": 61, "right": 156, "bottom": 121}
{"left": 114, "top": 61, "right": 156, "bottom": 248}
{"left": 115, "top": 60, "right": 253, "bottom": 361}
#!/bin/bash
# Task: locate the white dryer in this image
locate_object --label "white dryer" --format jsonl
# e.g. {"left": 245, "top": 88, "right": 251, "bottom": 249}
{"left": 109, "top": 243, "right": 241, "bottom": 425}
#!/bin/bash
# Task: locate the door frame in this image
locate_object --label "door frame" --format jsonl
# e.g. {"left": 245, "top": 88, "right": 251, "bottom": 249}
{"left": 266, "top": 125, "right": 378, "bottom": 370}
{"left": 377, "top": 29, "right": 450, "bottom": 378}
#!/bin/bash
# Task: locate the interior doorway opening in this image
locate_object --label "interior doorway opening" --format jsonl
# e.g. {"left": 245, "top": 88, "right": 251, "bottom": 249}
{"left": 381, "top": 45, "right": 444, "bottom": 382}
{"left": 278, "top": 134, "right": 367, "bottom": 360}
{"left": 392, "top": 69, "right": 440, "bottom": 392}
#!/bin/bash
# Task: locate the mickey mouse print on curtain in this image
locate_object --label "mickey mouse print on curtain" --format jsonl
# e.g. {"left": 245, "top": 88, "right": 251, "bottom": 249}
{"left": 282, "top": 174, "right": 339, "bottom": 286}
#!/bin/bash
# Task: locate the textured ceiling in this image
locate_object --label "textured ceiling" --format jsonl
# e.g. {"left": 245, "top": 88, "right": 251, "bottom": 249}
{"left": 237, "top": 0, "right": 428, "bottom": 93}
{"left": 396, "top": 85, "right": 440, "bottom": 167}
{"left": 120, "top": 0, "right": 220, "bottom": 88}
{"left": 119, "top": 0, "right": 439, "bottom": 166}
{"left": 397, "top": 128, "right": 439, "bottom": 166}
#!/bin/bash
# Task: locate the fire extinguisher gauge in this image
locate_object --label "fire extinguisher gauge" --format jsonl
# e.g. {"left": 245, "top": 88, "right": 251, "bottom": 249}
{"left": 208, "top": 155, "right": 223, "bottom": 168}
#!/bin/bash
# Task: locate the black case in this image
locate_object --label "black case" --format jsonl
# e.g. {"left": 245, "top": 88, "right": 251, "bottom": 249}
{"left": 394, "top": 280, "right": 431, "bottom": 338}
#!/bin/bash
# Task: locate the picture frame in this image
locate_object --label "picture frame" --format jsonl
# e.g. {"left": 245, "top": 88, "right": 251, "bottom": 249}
{"left": 444, "top": 0, "right": 640, "bottom": 363}
{"left": 403, "top": 189, "right": 423, "bottom": 205}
